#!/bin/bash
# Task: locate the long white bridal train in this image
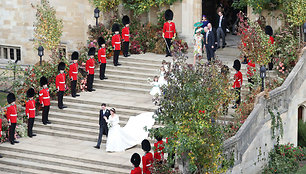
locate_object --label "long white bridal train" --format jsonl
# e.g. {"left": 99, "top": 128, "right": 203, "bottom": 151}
{"left": 106, "top": 112, "right": 155, "bottom": 152}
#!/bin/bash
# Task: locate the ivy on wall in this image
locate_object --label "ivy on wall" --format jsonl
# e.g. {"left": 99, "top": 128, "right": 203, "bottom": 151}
{"left": 32, "top": 0, "right": 63, "bottom": 50}
{"left": 89, "top": 0, "right": 121, "bottom": 12}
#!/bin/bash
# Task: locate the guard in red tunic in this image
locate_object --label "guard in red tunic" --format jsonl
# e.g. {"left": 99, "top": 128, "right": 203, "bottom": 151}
{"left": 98, "top": 37, "right": 108, "bottom": 80}
{"left": 86, "top": 47, "right": 96, "bottom": 92}
{"left": 39, "top": 76, "right": 51, "bottom": 125}
{"left": 122, "top": 15, "right": 130, "bottom": 57}
{"left": 6, "top": 93, "right": 19, "bottom": 145}
{"left": 56, "top": 62, "right": 67, "bottom": 109}
{"left": 69, "top": 51, "right": 80, "bottom": 98}
{"left": 232, "top": 60, "right": 243, "bottom": 109}
{"left": 130, "top": 153, "right": 142, "bottom": 174}
{"left": 141, "top": 139, "right": 153, "bottom": 174}
{"left": 154, "top": 132, "right": 164, "bottom": 162}
{"left": 247, "top": 60, "right": 256, "bottom": 91}
{"left": 265, "top": 25, "right": 274, "bottom": 70}
{"left": 163, "top": 9, "right": 176, "bottom": 57}
{"left": 112, "top": 23, "right": 121, "bottom": 66}
{"left": 0, "top": 118, "right": 2, "bottom": 158}
{"left": 26, "top": 88, "right": 36, "bottom": 138}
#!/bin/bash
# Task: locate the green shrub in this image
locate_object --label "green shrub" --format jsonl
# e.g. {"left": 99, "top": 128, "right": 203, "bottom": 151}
{"left": 298, "top": 120, "right": 306, "bottom": 147}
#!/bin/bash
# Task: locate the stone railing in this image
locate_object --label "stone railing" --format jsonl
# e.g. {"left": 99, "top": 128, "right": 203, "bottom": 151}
{"left": 223, "top": 50, "right": 306, "bottom": 165}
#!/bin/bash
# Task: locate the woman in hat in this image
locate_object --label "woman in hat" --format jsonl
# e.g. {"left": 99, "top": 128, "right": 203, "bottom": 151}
{"left": 193, "top": 27, "right": 204, "bottom": 65}
{"left": 201, "top": 15, "right": 209, "bottom": 28}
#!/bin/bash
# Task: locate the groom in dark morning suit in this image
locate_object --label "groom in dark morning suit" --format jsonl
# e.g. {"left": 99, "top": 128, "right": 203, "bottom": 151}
{"left": 94, "top": 103, "right": 110, "bottom": 149}
{"left": 204, "top": 26, "right": 215, "bottom": 62}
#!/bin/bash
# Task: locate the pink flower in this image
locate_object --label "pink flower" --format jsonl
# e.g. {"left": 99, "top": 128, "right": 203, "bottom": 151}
{"left": 276, "top": 66, "right": 279, "bottom": 69}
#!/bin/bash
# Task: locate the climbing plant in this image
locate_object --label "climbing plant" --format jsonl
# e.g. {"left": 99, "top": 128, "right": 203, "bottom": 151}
{"left": 88, "top": 0, "right": 120, "bottom": 12}
{"left": 32, "top": 0, "right": 63, "bottom": 50}
{"left": 279, "top": 0, "right": 306, "bottom": 27}
{"left": 268, "top": 108, "right": 283, "bottom": 140}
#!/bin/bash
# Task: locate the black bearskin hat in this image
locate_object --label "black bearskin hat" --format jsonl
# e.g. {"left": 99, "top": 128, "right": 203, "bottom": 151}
{"left": 40, "top": 76, "right": 48, "bottom": 87}
{"left": 27, "top": 88, "right": 35, "bottom": 98}
{"left": 98, "top": 37, "right": 105, "bottom": 47}
{"left": 7, "top": 93, "right": 16, "bottom": 104}
{"left": 130, "top": 153, "right": 141, "bottom": 167}
{"left": 71, "top": 51, "right": 79, "bottom": 60}
{"left": 141, "top": 139, "right": 151, "bottom": 152}
{"left": 112, "top": 23, "right": 120, "bottom": 32}
{"left": 165, "top": 9, "right": 174, "bottom": 21}
{"left": 122, "top": 15, "right": 130, "bottom": 25}
{"left": 88, "top": 47, "right": 96, "bottom": 56}
{"left": 154, "top": 128, "right": 163, "bottom": 141}
{"left": 58, "top": 62, "right": 66, "bottom": 71}
{"left": 265, "top": 25, "right": 273, "bottom": 36}
{"left": 233, "top": 59, "right": 241, "bottom": 71}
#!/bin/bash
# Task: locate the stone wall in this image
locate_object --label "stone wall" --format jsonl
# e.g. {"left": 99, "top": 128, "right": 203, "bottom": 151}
{"left": 224, "top": 50, "right": 306, "bottom": 174}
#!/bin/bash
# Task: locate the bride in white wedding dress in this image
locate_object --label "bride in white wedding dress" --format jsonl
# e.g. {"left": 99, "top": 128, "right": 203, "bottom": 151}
{"left": 105, "top": 108, "right": 155, "bottom": 152}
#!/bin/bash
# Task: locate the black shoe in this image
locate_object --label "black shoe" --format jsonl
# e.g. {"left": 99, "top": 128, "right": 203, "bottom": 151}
{"left": 100, "top": 78, "right": 104, "bottom": 80}
{"left": 43, "top": 122, "right": 47, "bottom": 125}
{"left": 91, "top": 89, "right": 96, "bottom": 91}
{"left": 62, "top": 105, "right": 67, "bottom": 108}
{"left": 47, "top": 121, "right": 51, "bottom": 124}
{"left": 14, "top": 140, "right": 19, "bottom": 143}
{"left": 32, "top": 134, "right": 37, "bottom": 136}
{"left": 114, "top": 64, "right": 117, "bottom": 66}
{"left": 10, "top": 141, "right": 14, "bottom": 145}
{"left": 126, "top": 54, "right": 130, "bottom": 57}
{"left": 59, "top": 107, "right": 63, "bottom": 109}
{"left": 94, "top": 146, "right": 100, "bottom": 149}
{"left": 29, "top": 136, "right": 33, "bottom": 138}
{"left": 117, "top": 64, "right": 122, "bottom": 66}
{"left": 72, "top": 95, "right": 77, "bottom": 98}
{"left": 75, "top": 94, "right": 80, "bottom": 97}
{"left": 103, "top": 77, "right": 108, "bottom": 79}
{"left": 0, "top": 154, "right": 2, "bottom": 158}
{"left": 222, "top": 45, "right": 225, "bottom": 48}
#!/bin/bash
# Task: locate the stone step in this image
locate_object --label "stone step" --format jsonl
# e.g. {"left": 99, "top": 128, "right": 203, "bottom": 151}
{"left": 93, "top": 78, "right": 152, "bottom": 90}
{"left": 0, "top": 146, "right": 131, "bottom": 173}
{"left": 98, "top": 65, "right": 158, "bottom": 74}
{"left": 0, "top": 163, "right": 44, "bottom": 174}
{"left": 117, "top": 56, "right": 162, "bottom": 65}
{"left": 0, "top": 150, "right": 128, "bottom": 174}
{"left": 62, "top": 98, "right": 157, "bottom": 112}
{"left": 96, "top": 74, "right": 148, "bottom": 84}
{"left": 117, "top": 60, "right": 161, "bottom": 69}
{"left": 94, "top": 83, "right": 150, "bottom": 94}
{"left": 104, "top": 68, "right": 157, "bottom": 79}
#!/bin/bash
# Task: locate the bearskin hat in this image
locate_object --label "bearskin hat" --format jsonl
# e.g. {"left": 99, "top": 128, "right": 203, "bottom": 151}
{"left": 265, "top": 25, "right": 273, "bottom": 36}
{"left": 71, "top": 51, "right": 79, "bottom": 60}
{"left": 165, "top": 9, "right": 174, "bottom": 21}
{"left": 7, "top": 93, "right": 16, "bottom": 104}
{"left": 233, "top": 59, "right": 241, "bottom": 71}
{"left": 26, "top": 88, "right": 35, "bottom": 98}
{"left": 40, "top": 76, "right": 48, "bottom": 87}
{"left": 97, "top": 37, "right": 105, "bottom": 47}
{"left": 58, "top": 62, "right": 66, "bottom": 71}
{"left": 112, "top": 23, "right": 120, "bottom": 32}
{"left": 122, "top": 15, "right": 130, "bottom": 25}
{"left": 154, "top": 128, "right": 163, "bottom": 141}
{"left": 130, "top": 153, "right": 141, "bottom": 167}
{"left": 141, "top": 139, "right": 151, "bottom": 152}
{"left": 88, "top": 47, "right": 96, "bottom": 56}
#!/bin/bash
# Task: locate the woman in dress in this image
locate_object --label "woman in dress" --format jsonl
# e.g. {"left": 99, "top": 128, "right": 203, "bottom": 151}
{"left": 193, "top": 28, "right": 204, "bottom": 66}
{"left": 105, "top": 108, "right": 155, "bottom": 152}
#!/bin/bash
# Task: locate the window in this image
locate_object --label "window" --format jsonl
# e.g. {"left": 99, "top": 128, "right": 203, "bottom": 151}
{"left": 0, "top": 45, "right": 21, "bottom": 61}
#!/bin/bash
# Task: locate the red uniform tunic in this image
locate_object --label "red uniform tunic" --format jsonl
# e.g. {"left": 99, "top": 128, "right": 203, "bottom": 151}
{"left": 142, "top": 152, "right": 153, "bottom": 174}
{"left": 269, "top": 36, "right": 274, "bottom": 44}
{"left": 163, "top": 22, "right": 176, "bottom": 39}
{"left": 26, "top": 99, "right": 36, "bottom": 118}
{"left": 154, "top": 140, "right": 165, "bottom": 161}
{"left": 98, "top": 48, "right": 107, "bottom": 63}
{"left": 122, "top": 26, "right": 130, "bottom": 42}
{"left": 86, "top": 58, "right": 95, "bottom": 74}
{"left": 247, "top": 61, "right": 256, "bottom": 78}
{"left": 39, "top": 88, "right": 50, "bottom": 106}
{"left": 56, "top": 73, "right": 66, "bottom": 91}
{"left": 6, "top": 104, "right": 17, "bottom": 123}
{"left": 232, "top": 71, "right": 243, "bottom": 88}
{"left": 130, "top": 167, "right": 142, "bottom": 174}
{"left": 112, "top": 34, "right": 121, "bottom": 50}
{"left": 69, "top": 63, "right": 78, "bottom": 81}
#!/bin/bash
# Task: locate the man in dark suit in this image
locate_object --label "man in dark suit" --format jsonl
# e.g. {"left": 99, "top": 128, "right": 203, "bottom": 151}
{"left": 216, "top": 11, "right": 226, "bottom": 49}
{"left": 204, "top": 27, "right": 215, "bottom": 62}
{"left": 94, "top": 103, "right": 110, "bottom": 149}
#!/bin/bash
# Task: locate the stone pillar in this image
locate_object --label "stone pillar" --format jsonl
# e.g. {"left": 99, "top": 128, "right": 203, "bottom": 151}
{"left": 172, "top": 0, "right": 202, "bottom": 45}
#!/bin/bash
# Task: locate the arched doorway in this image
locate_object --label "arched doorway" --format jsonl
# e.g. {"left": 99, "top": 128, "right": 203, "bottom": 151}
{"left": 298, "top": 105, "right": 305, "bottom": 147}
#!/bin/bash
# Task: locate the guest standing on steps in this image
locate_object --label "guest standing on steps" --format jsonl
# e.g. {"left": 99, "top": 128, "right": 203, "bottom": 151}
{"left": 163, "top": 9, "right": 176, "bottom": 57}
{"left": 112, "top": 23, "right": 121, "bottom": 66}
{"left": 6, "top": 93, "right": 19, "bottom": 145}
{"left": 122, "top": 15, "right": 130, "bottom": 57}
{"left": 56, "top": 62, "right": 67, "bottom": 109}
{"left": 86, "top": 47, "right": 96, "bottom": 92}
{"left": 203, "top": 26, "right": 215, "bottom": 62}
{"left": 39, "top": 76, "right": 51, "bottom": 125}
{"left": 26, "top": 88, "right": 36, "bottom": 138}
{"left": 98, "top": 37, "right": 108, "bottom": 80}
{"left": 94, "top": 103, "right": 110, "bottom": 149}
{"left": 69, "top": 51, "right": 80, "bottom": 98}
{"left": 216, "top": 11, "right": 226, "bottom": 49}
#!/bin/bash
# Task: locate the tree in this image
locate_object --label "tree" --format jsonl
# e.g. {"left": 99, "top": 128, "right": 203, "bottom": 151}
{"left": 32, "top": 0, "right": 63, "bottom": 51}
{"left": 153, "top": 45, "right": 233, "bottom": 173}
